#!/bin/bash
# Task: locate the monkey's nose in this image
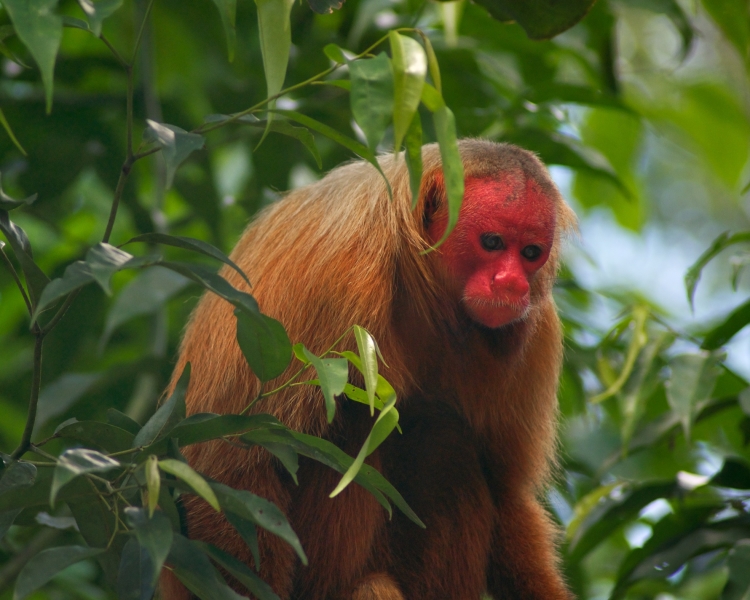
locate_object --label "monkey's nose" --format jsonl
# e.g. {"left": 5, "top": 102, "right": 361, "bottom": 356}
{"left": 492, "top": 272, "right": 529, "bottom": 300}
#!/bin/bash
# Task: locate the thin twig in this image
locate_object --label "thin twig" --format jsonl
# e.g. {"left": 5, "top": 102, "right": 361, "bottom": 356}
{"left": 131, "top": 0, "right": 156, "bottom": 65}
{"left": 102, "top": 160, "right": 133, "bottom": 244}
{"left": 41, "top": 289, "right": 80, "bottom": 336}
{"left": 99, "top": 33, "right": 128, "bottom": 68}
{"left": 0, "top": 245, "right": 32, "bottom": 316}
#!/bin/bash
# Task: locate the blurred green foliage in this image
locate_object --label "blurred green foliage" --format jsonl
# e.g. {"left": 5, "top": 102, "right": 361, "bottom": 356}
{"left": 1, "top": 0, "right": 750, "bottom": 599}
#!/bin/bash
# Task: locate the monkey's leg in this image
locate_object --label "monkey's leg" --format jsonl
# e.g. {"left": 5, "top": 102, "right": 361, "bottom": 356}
{"left": 385, "top": 405, "right": 495, "bottom": 600}
{"left": 486, "top": 495, "right": 573, "bottom": 600}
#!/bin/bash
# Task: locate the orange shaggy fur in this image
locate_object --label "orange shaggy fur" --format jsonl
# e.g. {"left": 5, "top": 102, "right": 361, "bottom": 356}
{"left": 160, "top": 140, "right": 577, "bottom": 599}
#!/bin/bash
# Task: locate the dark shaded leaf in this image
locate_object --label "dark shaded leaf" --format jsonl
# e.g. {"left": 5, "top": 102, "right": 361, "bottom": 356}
{"left": 55, "top": 420, "right": 134, "bottom": 453}
{"left": 225, "top": 511, "right": 261, "bottom": 569}
{"left": 712, "top": 457, "right": 750, "bottom": 489}
{"left": 702, "top": 297, "right": 750, "bottom": 350}
{"left": 466, "top": 0, "right": 596, "bottom": 39}
{"left": 144, "top": 121, "right": 205, "bottom": 188}
{"left": 208, "top": 0, "right": 236, "bottom": 61}
{"left": 167, "top": 534, "right": 245, "bottom": 600}
{"left": 0, "top": 210, "right": 49, "bottom": 306}
{"left": 14, "top": 546, "right": 103, "bottom": 600}
{"left": 685, "top": 231, "right": 750, "bottom": 308}
{"left": 132, "top": 364, "right": 189, "bottom": 448}
{"left": 116, "top": 537, "right": 155, "bottom": 600}
{"left": 308, "top": 0, "right": 345, "bottom": 14}
{"left": 210, "top": 482, "right": 307, "bottom": 564}
{"left": 0, "top": 174, "right": 35, "bottom": 210}
{"left": 36, "top": 373, "right": 102, "bottom": 430}
{"left": 125, "top": 233, "right": 249, "bottom": 285}
{"left": 198, "top": 543, "right": 280, "bottom": 600}
{"left": 235, "top": 310, "right": 292, "bottom": 382}
{"left": 124, "top": 507, "right": 173, "bottom": 583}
{"left": 106, "top": 409, "right": 142, "bottom": 435}
{"left": 723, "top": 539, "right": 750, "bottom": 600}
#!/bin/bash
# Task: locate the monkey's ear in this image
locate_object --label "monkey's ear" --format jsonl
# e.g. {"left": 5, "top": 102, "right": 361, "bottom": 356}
{"left": 421, "top": 173, "right": 444, "bottom": 229}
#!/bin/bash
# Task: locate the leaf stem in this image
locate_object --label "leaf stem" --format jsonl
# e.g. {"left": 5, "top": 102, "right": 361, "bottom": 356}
{"left": 131, "top": 0, "right": 156, "bottom": 65}
{"left": 11, "top": 333, "right": 44, "bottom": 459}
{"left": 0, "top": 245, "right": 32, "bottom": 316}
{"left": 99, "top": 34, "right": 128, "bottom": 69}
{"left": 41, "top": 289, "right": 81, "bottom": 337}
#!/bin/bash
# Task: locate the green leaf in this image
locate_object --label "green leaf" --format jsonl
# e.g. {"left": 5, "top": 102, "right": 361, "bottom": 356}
{"left": 35, "top": 373, "right": 102, "bottom": 430}
{"left": 712, "top": 457, "right": 750, "bottom": 489}
{"left": 0, "top": 210, "right": 49, "bottom": 306}
{"left": 723, "top": 539, "right": 750, "bottom": 600}
{"left": 101, "top": 266, "right": 189, "bottom": 347}
{"left": 132, "top": 364, "right": 189, "bottom": 448}
{"left": 197, "top": 543, "right": 280, "bottom": 600}
{"left": 235, "top": 310, "right": 292, "bottom": 382}
{"left": 349, "top": 53, "right": 394, "bottom": 152}
{"left": 55, "top": 420, "right": 134, "bottom": 454}
{"left": 167, "top": 534, "right": 246, "bottom": 600}
{"left": 301, "top": 347, "right": 348, "bottom": 423}
{"left": 352, "top": 325, "right": 379, "bottom": 414}
{"left": 77, "top": 0, "right": 122, "bottom": 37}
{"left": 431, "top": 104, "right": 464, "bottom": 248}
{"left": 323, "top": 43, "right": 346, "bottom": 63}
{"left": 158, "top": 261, "right": 260, "bottom": 317}
{"left": 51, "top": 449, "right": 120, "bottom": 506}
{"left": 467, "top": 0, "right": 596, "bottom": 39}
{"left": 389, "top": 31, "right": 427, "bottom": 152}
{"left": 0, "top": 108, "right": 26, "bottom": 156}
{"left": 416, "top": 31, "right": 441, "bottom": 93}
{"left": 701, "top": 0, "right": 749, "bottom": 64}
{"left": 124, "top": 507, "right": 173, "bottom": 583}
{"left": 106, "top": 409, "right": 141, "bottom": 435}
{"left": 0, "top": 461, "right": 36, "bottom": 495}
{"left": 158, "top": 460, "right": 219, "bottom": 511}
{"left": 210, "top": 482, "right": 307, "bottom": 564}
{"left": 702, "top": 298, "right": 750, "bottom": 350}
{"left": 666, "top": 352, "right": 723, "bottom": 442}
{"left": 116, "top": 537, "right": 155, "bottom": 600}
{"left": 126, "top": 233, "right": 250, "bottom": 285}
{"left": 144, "top": 121, "right": 205, "bottom": 188}
{"left": 145, "top": 456, "right": 161, "bottom": 517}
{"left": 224, "top": 512, "right": 261, "bottom": 568}
{"left": 330, "top": 392, "right": 399, "bottom": 497}
{"left": 209, "top": 0, "right": 236, "bottom": 61}
{"left": 404, "top": 111, "right": 423, "bottom": 208}
{"left": 685, "top": 231, "right": 750, "bottom": 308}
{"left": 3, "top": 0, "right": 62, "bottom": 113}
{"left": 14, "top": 546, "right": 103, "bottom": 600}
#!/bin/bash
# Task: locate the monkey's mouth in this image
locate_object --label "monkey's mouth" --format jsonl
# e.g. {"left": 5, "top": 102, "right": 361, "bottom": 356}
{"left": 462, "top": 296, "right": 530, "bottom": 329}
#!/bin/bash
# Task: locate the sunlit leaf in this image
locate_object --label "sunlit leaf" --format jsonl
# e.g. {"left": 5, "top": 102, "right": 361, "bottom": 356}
{"left": 14, "top": 546, "right": 103, "bottom": 600}
{"left": 701, "top": 298, "right": 750, "bottom": 350}
{"left": 145, "top": 456, "right": 160, "bottom": 517}
{"left": 353, "top": 325, "right": 379, "bottom": 413}
{"left": 389, "top": 31, "right": 427, "bottom": 152}
{"left": 301, "top": 347, "right": 348, "bottom": 422}
{"left": 3, "top": 0, "right": 62, "bottom": 113}
{"left": 431, "top": 104, "right": 464, "bottom": 248}
{"left": 404, "top": 111, "right": 423, "bottom": 208}
{"left": 323, "top": 42, "right": 346, "bottom": 63}
{"left": 51, "top": 449, "right": 120, "bottom": 505}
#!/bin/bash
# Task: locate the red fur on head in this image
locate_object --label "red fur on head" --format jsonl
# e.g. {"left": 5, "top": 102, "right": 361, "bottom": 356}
{"left": 427, "top": 175, "right": 557, "bottom": 328}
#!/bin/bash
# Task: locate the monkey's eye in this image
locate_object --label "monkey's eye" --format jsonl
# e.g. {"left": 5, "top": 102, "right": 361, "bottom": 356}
{"left": 480, "top": 233, "right": 504, "bottom": 251}
{"left": 521, "top": 245, "right": 543, "bottom": 261}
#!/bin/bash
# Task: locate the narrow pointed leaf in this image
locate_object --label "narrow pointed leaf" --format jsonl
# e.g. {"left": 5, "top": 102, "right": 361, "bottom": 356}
{"left": 302, "top": 347, "right": 348, "bottom": 422}
{"left": 389, "top": 31, "right": 427, "bottom": 151}
{"left": 132, "top": 364, "right": 189, "bottom": 448}
{"left": 404, "top": 112, "right": 423, "bottom": 208}
{"left": 0, "top": 211, "right": 49, "bottom": 306}
{"left": 158, "top": 459, "right": 219, "bottom": 511}
{"left": 124, "top": 507, "right": 173, "bottom": 583}
{"left": 126, "top": 233, "right": 249, "bottom": 285}
{"left": 145, "top": 456, "right": 161, "bottom": 517}
{"left": 116, "top": 537, "right": 155, "bottom": 600}
{"left": 198, "top": 543, "right": 280, "bottom": 600}
{"left": 0, "top": 109, "right": 26, "bottom": 155}
{"left": 209, "top": 0, "right": 237, "bottom": 61}
{"left": 685, "top": 231, "right": 750, "bottom": 308}
{"left": 3, "top": 0, "right": 62, "bottom": 113}
{"left": 225, "top": 512, "right": 261, "bottom": 569}
{"left": 431, "top": 104, "right": 464, "bottom": 247}
{"left": 701, "top": 298, "right": 750, "bottom": 350}
{"left": 350, "top": 53, "right": 394, "bottom": 151}
{"left": 353, "top": 325, "right": 378, "bottom": 414}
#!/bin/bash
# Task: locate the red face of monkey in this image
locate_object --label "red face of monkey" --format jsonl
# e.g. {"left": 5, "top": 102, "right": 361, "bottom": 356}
{"left": 428, "top": 175, "right": 556, "bottom": 329}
